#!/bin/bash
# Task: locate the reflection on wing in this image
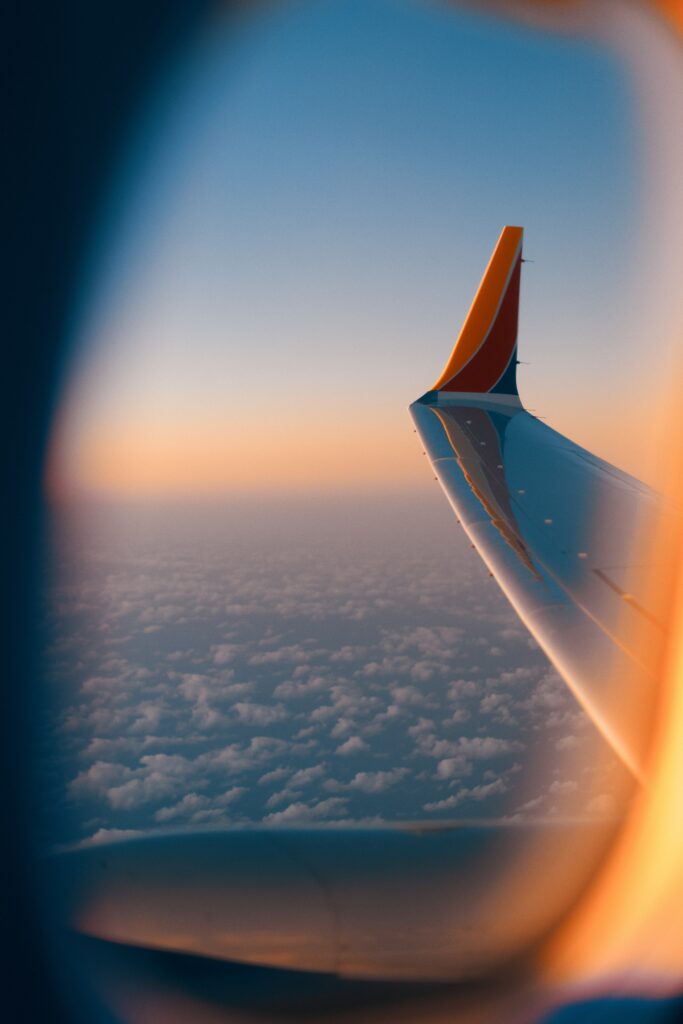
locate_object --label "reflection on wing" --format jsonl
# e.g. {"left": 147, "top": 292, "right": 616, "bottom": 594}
{"left": 411, "top": 227, "right": 677, "bottom": 778}
{"left": 431, "top": 405, "right": 539, "bottom": 578}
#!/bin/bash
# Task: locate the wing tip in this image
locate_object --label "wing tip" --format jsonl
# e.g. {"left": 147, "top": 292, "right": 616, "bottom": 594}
{"left": 431, "top": 225, "right": 524, "bottom": 398}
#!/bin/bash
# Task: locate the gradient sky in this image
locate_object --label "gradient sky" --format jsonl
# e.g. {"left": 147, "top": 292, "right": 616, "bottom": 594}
{"left": 53, "top": 0, "right": 671, "bottom": 496}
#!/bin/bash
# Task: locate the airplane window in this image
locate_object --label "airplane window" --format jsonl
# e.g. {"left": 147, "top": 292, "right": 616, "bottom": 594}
{"left": 36, "top": 1, "right": 683, "bottom": 1021}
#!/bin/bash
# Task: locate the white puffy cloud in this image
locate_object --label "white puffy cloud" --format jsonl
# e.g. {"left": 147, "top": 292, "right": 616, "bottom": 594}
{"left": 330, "top": 645, "right": 367, "bottom": 663}
{"left": 205, "top": 737, "right": 290, "bottom": 774}
{"left": 447, "top": 679, "right": 478, "bottom": 701}
{"left": 128, "top": 701, "right": 166, "bottom": 734}
{"left": 412, "top": 730, "right": 523, "bottom": 764}
{"left": 178, "top": 674, "right": 212, "bottom": 702}
{"left": 233, "top": 702, "right": 289, "bottom": 726}
{"left": 154, "top": 792, "right": 211, "bottom": 822}
{"left": 585, "top": 793, "right": 618, "bottom": 817}
{"left": 330, "top": 717, "right": 354, "bottom": 738}
{"left": 216, "top": 786, "right": 246, "bottom": 806}
{"left": 265, "top": 788, "right": 301, "bottom": 809}
{"left": 191, "top": 704, "right": 228, "bottom": 729}
{"left": 446, "top": 709, "right": 470, "bottom": 724}
{"left": 80, "top": 737, "right": 140, "bottom": 761}
{"left": 380, "top": 627, "right": 464, "bottom": 660}
{"left": 423, "top": 778, "right": 507, "bottom": 812}
{"left": 273, "top": 676, "right": 328, "bottom": 699}
{"left": 326, "top": 768, "right": 409, "bottom": 794}
{"left": 68, "top": 761, "right": 132, "bottom": 800}
{"left": 556, "top": 734, "right": 582, "bottom": 751}
{"left": 289, "top": 764, "right": 326, "bottom": 787}
{"left": 549, "top": 779, "right": 578, "bottom": 796}
{"left": 248, "top": 644, "right": 316, "bottom": 666}
{"left": 80, "top": 828, "right": 143, "bottom": 846}
{"left": 409, "top": 663, "right": 437, "bottom": 684}
{"left": 211, "top": 644, "right": 239, "bottom": 666}
{"left": 258, "top": 766, "right": 291, "bottom": 786}
{"left": 335, "top": 736, "right": 368, "bottom": 756}
{"left": 435, "top": 757, "right": 469, "bottom": 780}
{"left": 105, "top": 754, "right": 196, "bottom": 809}
{"left": 457, "top": 736, "right": 524, "bottom": 758}
{"left": 264, "top": 797, "right": 349, "bottom": 825}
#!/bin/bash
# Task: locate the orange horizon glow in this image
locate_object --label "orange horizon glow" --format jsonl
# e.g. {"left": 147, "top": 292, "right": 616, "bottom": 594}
{"left": 47, "top": 388, "right": 671, "bottom": 499}
{"left": 45, "top": 412, "right": 433, "bottom": 499}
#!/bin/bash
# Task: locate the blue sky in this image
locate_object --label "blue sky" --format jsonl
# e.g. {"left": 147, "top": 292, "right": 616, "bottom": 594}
{"left": 55, "top": 0, "right": 655, "bottom": 495}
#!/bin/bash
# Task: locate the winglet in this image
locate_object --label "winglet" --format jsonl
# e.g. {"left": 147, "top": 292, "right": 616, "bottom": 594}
{"left": 432, "top": 226, "right": 523, "bottom": 396}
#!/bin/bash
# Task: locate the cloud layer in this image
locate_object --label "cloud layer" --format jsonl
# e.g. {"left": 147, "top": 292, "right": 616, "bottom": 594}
{"left": 42, "top": 497, "right": 623, "bottom": 845}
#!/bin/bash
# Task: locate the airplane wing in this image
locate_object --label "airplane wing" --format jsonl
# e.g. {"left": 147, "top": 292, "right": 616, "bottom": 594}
{"left": 410, "top": 226, "right": 675, "bottom": 779}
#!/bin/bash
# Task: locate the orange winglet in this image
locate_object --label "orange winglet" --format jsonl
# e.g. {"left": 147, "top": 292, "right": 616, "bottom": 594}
{"left": 433, "top": 226, "right": 523, "bottom": 395}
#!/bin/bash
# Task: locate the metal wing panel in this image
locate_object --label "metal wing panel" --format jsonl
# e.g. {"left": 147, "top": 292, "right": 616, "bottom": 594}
{"left": 411, "top": 394, "right": 671, "bottom": 777}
